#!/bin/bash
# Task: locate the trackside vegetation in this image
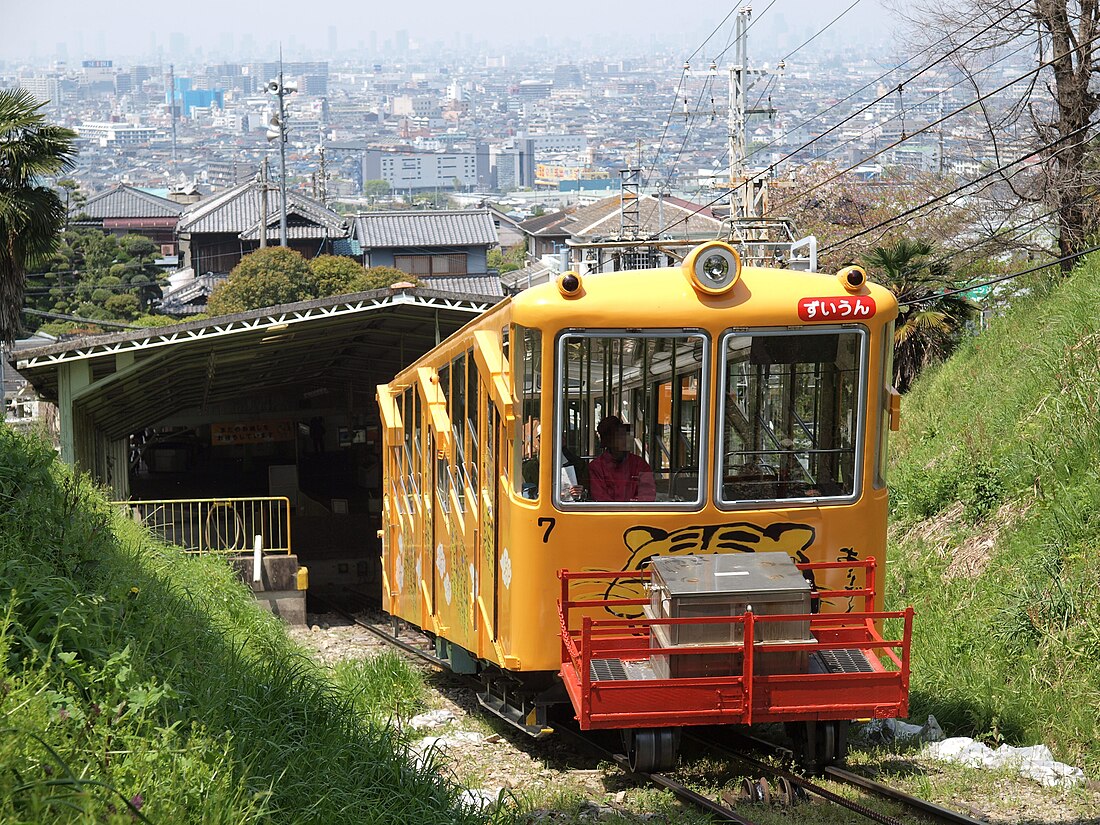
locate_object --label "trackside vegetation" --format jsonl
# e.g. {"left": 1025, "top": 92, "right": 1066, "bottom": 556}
{"left": 0, "top": 426, "right": 506, "bottom": 824}
{"left": 887, "top": 254, "right": 1100, "bottom": 772}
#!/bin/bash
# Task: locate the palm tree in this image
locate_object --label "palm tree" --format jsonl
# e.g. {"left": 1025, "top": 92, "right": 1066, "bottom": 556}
{"left": 862, "top": 238, "right": 977, "bottom": 393}
{"left": 0, "top": 88, "right": 77, "bottom": 344}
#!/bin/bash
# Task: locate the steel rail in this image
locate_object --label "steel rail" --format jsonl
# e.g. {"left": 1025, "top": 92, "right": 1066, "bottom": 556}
{"left": 825, "top": 766, "right": 989, "bottom": 825}
{"left": 553, "top": 726, "right": 762, "bottom": 825}
{"left": 314, "top": 594, "right": 764, "bottom": 823}
{"left": 722, "top": 730, "right": 990, "bottom": 825}
{"left": 696, "top": 733, "right": 903, "bottom": 825}
{"left": 309, "top": 593, "right": 451, "bottom": 671}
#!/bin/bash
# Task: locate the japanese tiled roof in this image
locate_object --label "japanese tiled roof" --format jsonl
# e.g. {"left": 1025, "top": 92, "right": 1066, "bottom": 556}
{"left": 518, "top": 208, "right": 577, "bottom": 236}
{"left": 351, "top": 210, "right": 498, "bottom": 248}
{"left": 78, "top": 184, "right": 184, "bottom": 220}
{"left": 331, "top": 237, "right": 363, "bottom": 257}
{"left": 421, "top": 273, "right": 504, "bottom": 299}
{"left": 566, "top": 194, "right": 724, "bottom": 239}
{"left": 177, "top": 180, "right": 347, "bottom": 239}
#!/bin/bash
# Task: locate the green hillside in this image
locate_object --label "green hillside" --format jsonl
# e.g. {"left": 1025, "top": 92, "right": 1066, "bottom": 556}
{"left": 887, "top": 256, "right": 1100, "bottom": 771}
{"left": 0, "top": 427, "right": 492, "bottom": 824}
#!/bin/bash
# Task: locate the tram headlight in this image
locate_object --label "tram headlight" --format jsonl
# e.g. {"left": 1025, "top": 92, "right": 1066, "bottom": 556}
{"left": 838, "top": 265, "right": 867, "bottom": 292}
{"left": 557, "top": 271, "right": 584, "bottom": 298}
{"left": 683, "top": 242, "right": 742, "bottom": 295}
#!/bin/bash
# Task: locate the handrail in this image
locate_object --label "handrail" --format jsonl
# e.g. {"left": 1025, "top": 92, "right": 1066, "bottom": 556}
{"left": 114, "top": 496, "right": 292, "bottom": 554}
{"left": 558, "top": 565, "right": 913, "bottom": 685}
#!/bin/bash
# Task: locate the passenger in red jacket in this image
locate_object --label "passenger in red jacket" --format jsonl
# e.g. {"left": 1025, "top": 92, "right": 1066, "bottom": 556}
{"left": 589, "top": 415, "right": 656, "bottom": 502}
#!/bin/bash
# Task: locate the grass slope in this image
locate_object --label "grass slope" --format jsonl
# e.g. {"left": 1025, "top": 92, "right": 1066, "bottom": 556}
{"left": 888, "top": 258, "right": 1100, "bottom": 772}
{"left": 0, "top": 426, "right": 496, "bottom": 824}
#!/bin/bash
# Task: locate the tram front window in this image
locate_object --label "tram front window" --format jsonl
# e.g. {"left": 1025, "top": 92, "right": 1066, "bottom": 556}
{"left": 555, "top": 331, "right": 708, "bottom": 507}
{"left": 719, "top": 327, "right": 865, "bottom": 504}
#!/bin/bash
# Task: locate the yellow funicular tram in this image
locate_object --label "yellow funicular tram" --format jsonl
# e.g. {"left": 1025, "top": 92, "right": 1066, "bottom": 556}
{"left": 377, "top": 240, "right": 911, "bottom": 773}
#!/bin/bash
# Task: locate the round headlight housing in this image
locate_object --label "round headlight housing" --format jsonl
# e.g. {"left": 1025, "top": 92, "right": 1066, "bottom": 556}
{"left": 683, "top": 242, "right": 742, "bottom": 295}
{"left": 556, "top": 271, "right": 584, "bottom": 298}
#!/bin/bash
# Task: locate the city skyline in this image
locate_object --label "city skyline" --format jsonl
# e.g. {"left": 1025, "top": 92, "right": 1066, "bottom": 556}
{"left": 2, "top": 0, "right": 899, "bottom": 62}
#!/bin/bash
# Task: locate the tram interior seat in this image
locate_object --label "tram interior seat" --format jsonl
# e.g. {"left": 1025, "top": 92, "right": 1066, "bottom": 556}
{"left": 668, "top": 468, "right": 700, "bottom": 502}
{"left": 723, "top": 460, "right": 779, "bottom": 501}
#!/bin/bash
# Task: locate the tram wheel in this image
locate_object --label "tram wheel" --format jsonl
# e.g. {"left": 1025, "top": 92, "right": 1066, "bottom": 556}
{"left": 623, "top": 728, "right": 680, "bottom": 773}
{"left": 817, "top": 720, "right": 848, "bottom": 768}
{"left": 787, "top": 720, "right": 849, "bottom": 774}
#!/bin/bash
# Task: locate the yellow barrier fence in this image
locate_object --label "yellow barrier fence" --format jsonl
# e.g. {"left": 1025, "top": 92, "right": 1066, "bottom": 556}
{"left": 114, "top": 497, "right": 292, "bottom": 554}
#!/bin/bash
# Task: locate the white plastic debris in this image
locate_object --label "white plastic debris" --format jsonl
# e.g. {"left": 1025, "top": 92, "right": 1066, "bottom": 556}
{"left": 923, "top": 737, "right": 1085, "bottom": 788}
{"left": 862, "top": 714, "right": 945, "bottom": 744}
{"left": 445, "top": 731, "right": 486, "bottom": 745}
{"left": 408, "top": 708, "right": 456, "bottom": 730}
{"left": 458, "top": 788, "right": 504, "bottom": 811}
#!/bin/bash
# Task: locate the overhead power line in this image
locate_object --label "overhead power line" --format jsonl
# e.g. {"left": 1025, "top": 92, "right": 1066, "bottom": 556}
{"left": 898, "top": 242, "right": 1100, "bottom": 307}
{"left": 767, "top": 30, "right": 1100, "bottom": 215}
{"left": 818, "top": 114, "right": 1100, "bottom": 254}
{"left": 741, "top": 0, "right": 1034, "bottom": 169}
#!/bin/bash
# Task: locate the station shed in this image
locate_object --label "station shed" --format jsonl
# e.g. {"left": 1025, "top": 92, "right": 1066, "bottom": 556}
{"left": 11, "top": 283, "right": 497, "bottom": 618}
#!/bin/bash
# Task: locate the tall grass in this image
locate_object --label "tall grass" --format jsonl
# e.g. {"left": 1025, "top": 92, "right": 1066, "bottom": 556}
{"left": 887, "top": 258, "right": 1100, "bottom": 771}
{"left": 0, "top": 426, "right": 503, "bottom": 823}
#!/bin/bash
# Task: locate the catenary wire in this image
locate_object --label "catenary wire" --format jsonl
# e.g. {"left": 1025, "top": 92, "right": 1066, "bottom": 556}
{"left": 898, "top": 242, "right": 1100, "bottom": 306}
{"left": 817, "top": 114, "right": 1100, "bottom": 253}
{"left": 740, "top": 0, "right": 1034, "bottom": 168}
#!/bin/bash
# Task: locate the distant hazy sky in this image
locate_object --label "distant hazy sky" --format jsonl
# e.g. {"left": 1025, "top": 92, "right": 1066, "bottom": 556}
{"left": 1, "top": 0, "right": 898, "bottom": 63}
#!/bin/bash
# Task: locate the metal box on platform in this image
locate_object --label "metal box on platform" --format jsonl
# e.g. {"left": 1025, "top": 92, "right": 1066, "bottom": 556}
{"left": 646, "top": 552, "right": 815, "bottom": 678}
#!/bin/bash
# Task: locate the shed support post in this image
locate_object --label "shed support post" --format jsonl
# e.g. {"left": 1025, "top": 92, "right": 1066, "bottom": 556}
{"left": 58, "top": 360, "right": 92, "bottom": 466}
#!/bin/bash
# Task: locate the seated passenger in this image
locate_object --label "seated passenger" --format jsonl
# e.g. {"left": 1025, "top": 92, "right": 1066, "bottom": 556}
{"left": 589, "top": 416, "right": 656, "bottom": 502}
{"left": 521, "top": 425, "right": 588, "bottom": 500}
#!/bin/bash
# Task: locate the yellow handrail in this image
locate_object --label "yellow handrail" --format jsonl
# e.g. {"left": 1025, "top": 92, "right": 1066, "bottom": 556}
{"left": 112, "top": 496, "right": 292, "bottom": 554}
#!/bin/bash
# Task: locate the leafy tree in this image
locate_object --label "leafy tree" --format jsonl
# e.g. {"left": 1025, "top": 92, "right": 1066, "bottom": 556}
{"left": 133, "top": 313, "right": 183, "bottom": 328}
{"left": 862, "top": 238, "right": 978, "bottom": 392}
{"left": 57, "top": 177, "right": 85, "bottom": 223}
{"left": 104, "top": 293, "right": 140, "bottom": 319}
{"left": 353, "top": 266, "right": 416, "bottom": 290}
{"left": 0, "top": 88, "right": 77, "bottom": 343}
{"left": 362, "top": 179, "right": 391, "bottom": 204}
{"left": 28, "top": 228, "right": 167, "bottom": 327}
{"left": 309, "top": 254, "right": 369, "bottom": 295}
{"left": 488, "top": 242, "right": 526, "bottom": 274}
{"left": 206, "top": 247, "right": 314, "bottom": 315}
{"left": 899, "top": 0, "right": 1100, "bottom": 272}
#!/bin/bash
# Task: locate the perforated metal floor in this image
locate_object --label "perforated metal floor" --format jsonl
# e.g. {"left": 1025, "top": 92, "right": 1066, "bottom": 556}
{"left": 811, "top": 649, "right": 874, "bottom": 674}
{"left": 590, "top": 658, "right": 629, "bottom": 681}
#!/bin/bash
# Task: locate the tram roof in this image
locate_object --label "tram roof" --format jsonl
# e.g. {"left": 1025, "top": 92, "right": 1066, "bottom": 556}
{"left": 510, "top": 263, "right": 900, "bottom": 329}
{"left": 13, "top": 285, "right": 497, "bottom": 442}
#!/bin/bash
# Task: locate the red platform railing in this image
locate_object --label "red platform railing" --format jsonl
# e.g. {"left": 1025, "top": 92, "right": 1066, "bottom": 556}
{"left": 557, "top": 563, "right": 914, "bottom": 731}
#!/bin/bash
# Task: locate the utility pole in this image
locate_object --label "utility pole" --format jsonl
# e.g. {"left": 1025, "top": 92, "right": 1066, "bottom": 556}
{"left": 266, "top": 53, "right": 296, "bottom": 247}
{"left": 317, "top": 127, "right": 328, "bottom": 206}
{"left": 259, "top": 157, "right": 269, "bottom": 249}
{"left": 728, "top": 5, "right": 779, "bottom": 218}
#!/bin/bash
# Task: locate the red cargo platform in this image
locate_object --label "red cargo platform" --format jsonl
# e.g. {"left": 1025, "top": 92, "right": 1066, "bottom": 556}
{"left": 557, "top": 561, "right": 913, "bottom": 731}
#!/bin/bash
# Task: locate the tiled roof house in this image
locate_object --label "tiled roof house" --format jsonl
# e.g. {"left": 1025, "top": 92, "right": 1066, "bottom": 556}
{"left": 73, "top": 183, "right": 185, "bottom": 253}
{"left": 176, "top": 180, "right": 349, "bottom": 276}
{"left": 351, "top": 209, "right": 503, "bottom": 297}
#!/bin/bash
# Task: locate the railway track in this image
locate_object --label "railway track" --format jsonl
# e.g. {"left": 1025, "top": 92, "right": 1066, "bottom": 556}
{"left": 309, "top": 593, "right": 990, "bottom": 824}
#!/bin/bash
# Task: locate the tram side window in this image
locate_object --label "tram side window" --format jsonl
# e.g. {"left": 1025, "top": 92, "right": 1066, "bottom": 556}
{"left": 555, "top": 331, "right": 708, "bottom": 507}
{"left": 874, "top": 321, "right": 895, "bottom": 490}
{"left": 436, "top": 364, "right": 452, "bottom": 512}
{"left": 515, "top": 325, "right": 543, "bottom": 499}
{"left": 466, "top": 349, "right": 479, "bottom": 492}
{"left": 401, "top": 386, "right": 416, "bottom": 510}
{"left": 452, "top": 353, "right": 469, "bottom": 508}
{"left": 719, "top": 328, "right": 864, "bottom": 504}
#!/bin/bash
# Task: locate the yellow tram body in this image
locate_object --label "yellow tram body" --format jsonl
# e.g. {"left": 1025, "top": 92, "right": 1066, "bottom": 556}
{"left": 378, "top": 241, "right": 900, "bottom": 680}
